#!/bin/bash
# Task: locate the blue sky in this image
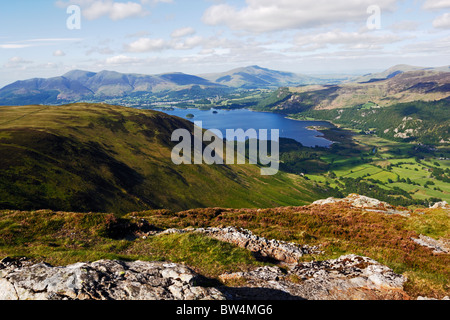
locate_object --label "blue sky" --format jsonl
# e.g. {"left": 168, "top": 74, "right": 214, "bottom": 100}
{"left": 0, "top": 0, "right": 449, "bottom": 86}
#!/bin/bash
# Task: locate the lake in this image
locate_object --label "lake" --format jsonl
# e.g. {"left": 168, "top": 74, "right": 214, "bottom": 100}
{"left": 156, "top": 108, "right": 334, "bottom": 147}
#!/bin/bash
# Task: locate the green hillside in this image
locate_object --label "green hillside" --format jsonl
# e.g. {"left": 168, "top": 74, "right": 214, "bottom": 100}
{"left": 0, "top": 103, "right": 322, "bottom": 214}
{"left": 300, "top": 99, "right": 450, "bottom": 145}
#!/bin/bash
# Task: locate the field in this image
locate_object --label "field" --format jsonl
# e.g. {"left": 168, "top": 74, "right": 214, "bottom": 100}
{"left": 281, "top": 127, "right": 450, "bottom": 205}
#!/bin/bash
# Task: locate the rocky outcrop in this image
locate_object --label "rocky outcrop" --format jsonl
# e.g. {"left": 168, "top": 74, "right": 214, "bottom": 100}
{"left": 312, "top": 194, "right": 410, "bottom": 216}
{"left": 411, "top": 235, "right": 450, "bottom": 254}
{"left": 219, "top": 255, "right": 409, "bottom": 300}
{"left": 0, "top": 258, "right": 226, "bottom": 300}
{"left": 0, "top": 255, "right": 409, "bottom": 301}
{"left": 156, "top": 226, "right": 322, "bottom": 265}
{"left": 430, "top": 201, "right": 450, "bottom": 209}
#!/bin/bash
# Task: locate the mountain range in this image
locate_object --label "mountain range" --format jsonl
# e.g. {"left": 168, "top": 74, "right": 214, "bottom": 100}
{"left": 1, "top": 64, "right": 449, "bottom": 108}
{"left": 0, "top": 66, "right": 329, "bottom": 106}
{"left": 0, "top": 70, "right": 226, "bottom": 106}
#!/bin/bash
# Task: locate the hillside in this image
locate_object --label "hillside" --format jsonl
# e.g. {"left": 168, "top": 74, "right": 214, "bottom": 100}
{"left": 0, "top": 195, "right": 448, "bottom": 299}
{"left": 300, "top": 99, "right": 450, "bottom": 145}
{"left": 0, "top": 103, "right": 322, "bottom": 214}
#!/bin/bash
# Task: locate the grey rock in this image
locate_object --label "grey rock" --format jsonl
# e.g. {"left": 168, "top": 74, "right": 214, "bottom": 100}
{"left": 158, "top": 226, "right": 322, "bottom": 265}
{"left": 0, "top": 255, "right": 411, "bottom": 300}
{"left": 0, "top": 259, "right": 226, "bottom": 301}
{"left": 312, "top": 194, "right": 410, "bottom": 216}
{"left": 219, "top": 255, "right": 409, "bottom": 300}
{"left": 411, "top": 235, "right": 450, "bottom": 254}
{"left": 430, "top": 201, "right": 449, "bottom": 209}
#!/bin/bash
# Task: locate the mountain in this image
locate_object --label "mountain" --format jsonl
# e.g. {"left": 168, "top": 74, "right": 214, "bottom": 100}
{"left": 0, "top": 70, "right": 225, "bottom": 106}
{"left": 0, "top": 103, "right": 322, "bottom": 214}
{"left": 200, "top": 65, "right": 321, "bottom": 89}
{"left": 356, "top": 64, "right": 450, "bottom": 83}
{"left": 255, "top": 69, "right": 450, "bottom": 113}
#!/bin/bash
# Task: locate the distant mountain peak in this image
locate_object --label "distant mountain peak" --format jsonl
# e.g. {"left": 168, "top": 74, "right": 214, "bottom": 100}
{"left": 200, "top": 65, "right": 320, "bottom": 88}
{"left": 246, "top": 65, "right": 265, "bottom": 69}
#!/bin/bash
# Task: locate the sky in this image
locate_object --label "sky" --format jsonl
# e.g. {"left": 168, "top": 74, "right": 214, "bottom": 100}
{"left": 0, "top": 0, "right": 449, "bottom": 86}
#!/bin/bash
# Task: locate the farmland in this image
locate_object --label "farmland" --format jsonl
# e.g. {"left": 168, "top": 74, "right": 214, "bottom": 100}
{"left": 279, "top": 126, "right": 450, "bottom": 206}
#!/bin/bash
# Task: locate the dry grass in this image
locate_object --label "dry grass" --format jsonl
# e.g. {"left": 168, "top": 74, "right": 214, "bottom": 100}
{"left": 0, "top": 205, "right": 448, "bottom": 298}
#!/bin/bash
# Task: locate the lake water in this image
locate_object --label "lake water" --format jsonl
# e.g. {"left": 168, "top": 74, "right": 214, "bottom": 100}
{"left": 156, "top": 108, "right": 333, "bottom": 147}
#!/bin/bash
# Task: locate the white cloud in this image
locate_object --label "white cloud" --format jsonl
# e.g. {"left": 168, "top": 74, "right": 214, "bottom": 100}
{"left": 423, "top": 0, "right": 450, "bottom": 10}
{"left": 0, "top": 38, "right": 82, "bottom": 50}
{"left": 172, "top": 36, "right": 205, "bottom": 50}
{"left": 171, "top": 27, "right": 196, "bottom": 38}
{"left": 433, "top": 12, "right": 450, "bottom": 28}
{"left": 203, "top": 0, "right": 399, "bottom": 33}
{"left": 53, "top": 50, "right": 66, "bottom": 56}
{"left": 4, "top": 57, "right": 33, "bottom": 68}
{"left": 87, "top": 1, "right": 147, "bottom": 20}
{"left": 56, "top": 0, "right": 148, "bottom": 20}
{"left": 125, "top": 37, "right": 167, "bottom": 52}
{"left": 0, "top": 44, "right": 33, "bottom": 49}
{"left": 125, "top": 35, "right": 208, "bottom": 52}
{"left": 400, "top": 35, "right": 450, "bottom": 54}
{"left": 105, "top": 54, "right": 142, "bottom": 65}
{"left": 292, "top": 29, "right": 402, "bottom": 52}
{"left": 389, "top": 20, "right": 420, "bottom": 32}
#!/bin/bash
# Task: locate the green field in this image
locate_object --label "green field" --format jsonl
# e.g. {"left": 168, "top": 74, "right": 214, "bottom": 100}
{"left": 294, "top": 129, "right": 450, "bottom": 205}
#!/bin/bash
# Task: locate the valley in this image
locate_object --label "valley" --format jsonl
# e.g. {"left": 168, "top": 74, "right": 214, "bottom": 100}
{"left": 0, "top": 64, "right": 448, "bottom": 301}
{"left": 2, "top": 0, "right": 450, "bottom": 304}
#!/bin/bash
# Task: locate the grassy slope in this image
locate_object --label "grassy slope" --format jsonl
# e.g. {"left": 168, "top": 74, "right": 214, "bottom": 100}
{"left": 301, "top": 99, "right": 450, "bottom": 145}
{"left": 0, "top": 103, "right": 322, "bottom": 214}
{"left": 0, "top": 205, "right": 448, "bottom": 298}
